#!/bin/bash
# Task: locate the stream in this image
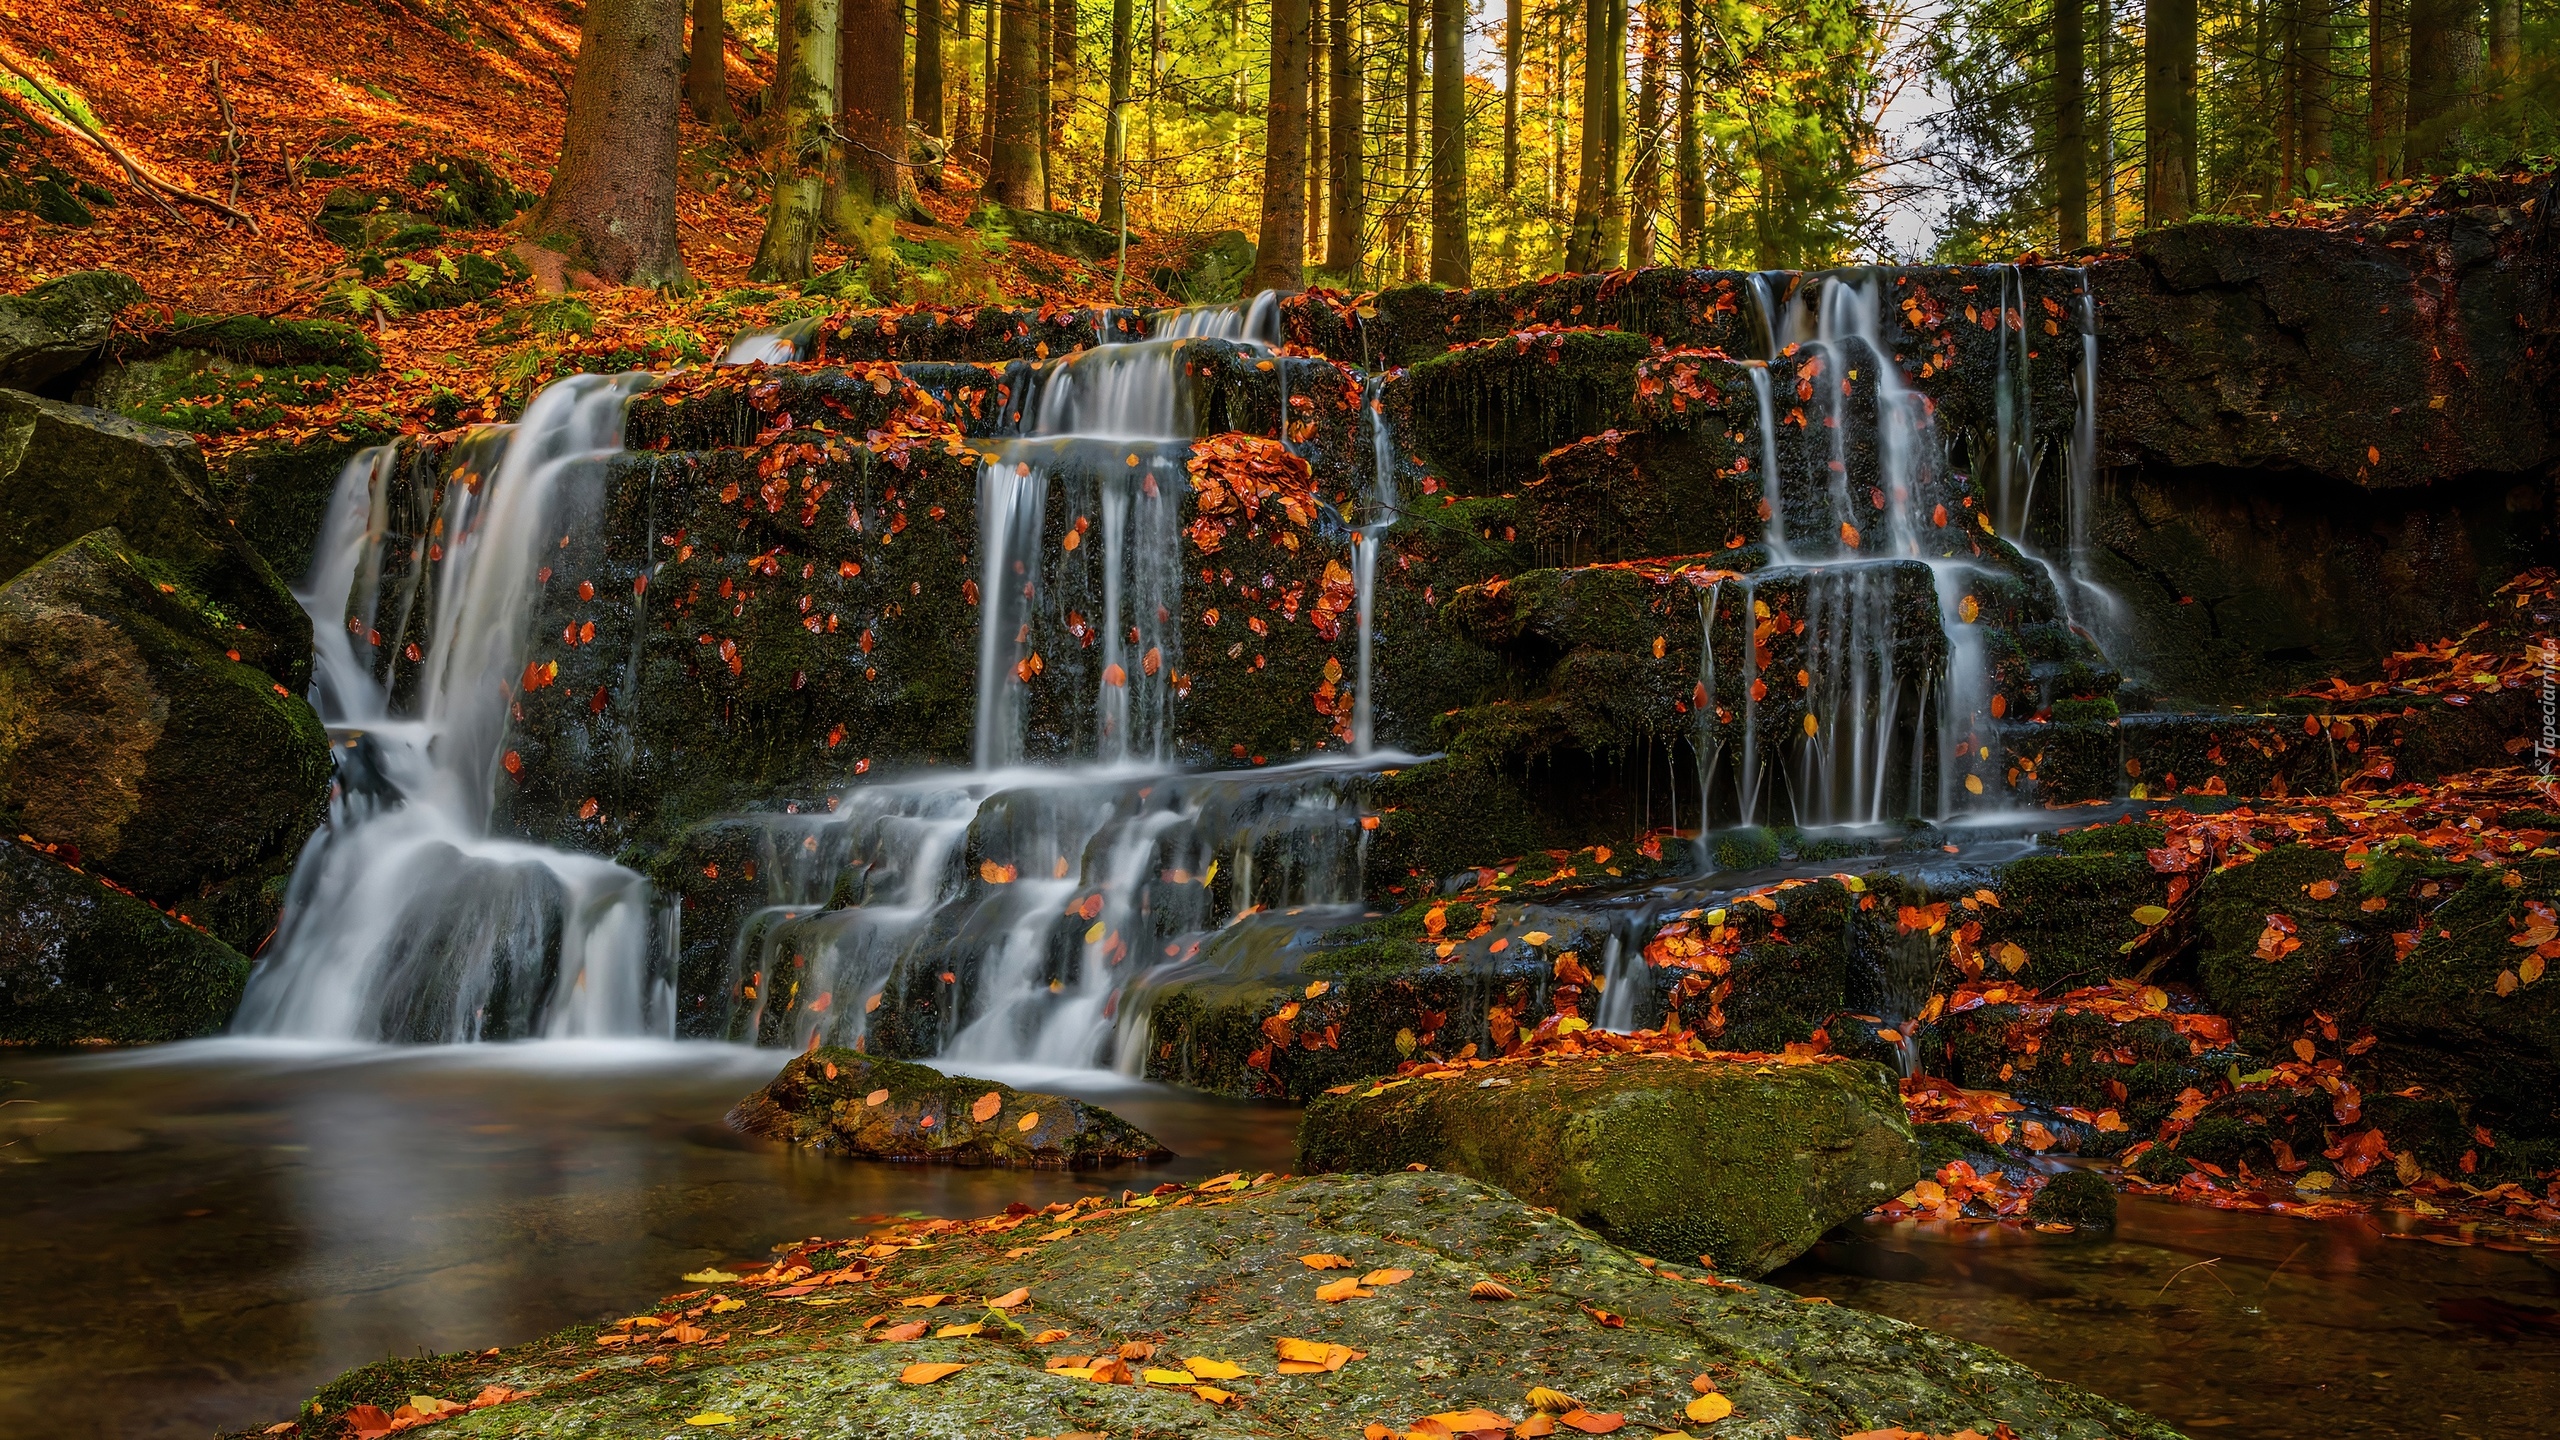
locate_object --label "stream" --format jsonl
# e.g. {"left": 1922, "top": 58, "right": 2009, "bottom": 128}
{"left": 5, "top": 1044, "right": 2553, "bottom": 1440}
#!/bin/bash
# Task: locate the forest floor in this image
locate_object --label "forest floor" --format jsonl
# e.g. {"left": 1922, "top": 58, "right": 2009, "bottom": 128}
{"left": 1, "top": 0, "right": 1187, "bottom": 453}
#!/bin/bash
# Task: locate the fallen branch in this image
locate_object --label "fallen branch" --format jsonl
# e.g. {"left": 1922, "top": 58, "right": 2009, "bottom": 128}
{"left": 0, "top": 48, "right": 260, "bottom": 229}
{"left": 205, "top": 58, "right": 259, "bottom": 228}
{"left": 0, "top": 82, "right": 186, "bottom": 225}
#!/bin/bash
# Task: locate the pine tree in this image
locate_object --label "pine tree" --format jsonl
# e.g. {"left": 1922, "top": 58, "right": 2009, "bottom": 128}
{"left": 2143, "top": 0, "right": 2195, "bottom": 223}
{"left": 1251, "top": 0, "right": 1316, "bottom": 290}
{"left": 530, "top": 0, "right": 690, "bottom": 289}
{"left": 688, "top": 0, "right": 737, "bottom": 127}
{"left": 1430, "top": 0, "right": 1471, "bottom": 282}
{"left": 989, "top": 0, "right": 1047, "bottom": 204}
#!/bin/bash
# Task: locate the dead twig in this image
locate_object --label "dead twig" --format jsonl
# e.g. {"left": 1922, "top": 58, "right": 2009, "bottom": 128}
{"left": 0, "top": 48, "right": 260, "bottom": 229}
{"left": 2154, "top": 1256, "right": 2235, "bottom": 1300}
{"left": 205, "top": 58, "right": 258, "bottom": 227}
{"left": 0, "top": 80, "right": 187, "bottom": 225}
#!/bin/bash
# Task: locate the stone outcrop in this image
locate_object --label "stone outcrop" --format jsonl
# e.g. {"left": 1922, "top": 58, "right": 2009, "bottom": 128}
{"left": 729, "top": 1048, "right": 1173, "bottom": 1166}
{"left": 0, "top": 835, "right": 250, "bottom": 1044}
{"left": 0, "top": 269, "right": 143, "bottom": 392}
{"left": 1299, "top": 1053, "right": 1922, "bottom": 1277}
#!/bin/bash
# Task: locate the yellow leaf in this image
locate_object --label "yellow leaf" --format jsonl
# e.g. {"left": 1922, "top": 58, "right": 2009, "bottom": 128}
{"left": 2131, "top": 905, "right": 2170, "bottom": 926}
{"left": 2498, "top": 968, "right": 2521, "bottom": 996}
{"left": 1803, "top": 712, "right": 1819, "bottom": 737}
{"left": 1194, "top": 1384, "right": 1237, "bottom": 1404}
{"left": 2525, "top": 953, "right": 2548, "bottom": 986}
{"left": 684, "top": 1415, "right": 736, "bottom": 1427}
{"left": 970, "top": 1091, "right": 1003, "bottom": 1123}
{"left": 1299, "top": 1253, "right": 1354, "bottom": 1269}
{"left": 865, "top": 1088, "right": 891, "bottom": 1107}
{"left": 680, "top": 1268, "right": 736, "bottom": 1283}
{"left": 1526, "top": 1387, "right": 1579, "bottom": 1412}
{"left": 1144, "top": 1367, "right": 1199, "bottom": 1384}
{"left": 899, "top": 1362, "right": 967, "bottom": 1384}
{"left": 1316, "top": 1276, "right": 1374, "bottom": 1301}
{"left": 1032, "top": 1328, "right": 1070, "bottom": 1342}
{"left": 1361, "top": 1267, "right": 1415, "bottom": 1286}
{"left": 1185, "top": 1357, "right": 1249, "bottom": 1379}
{"left": 1523, "top": 930, "right": 1553, "bottom": 945}
{"left": 1685, "top": 1393, "right": 1734, "bottom": 1423}
{"left": 1017, "top": 1111, "right": 1040, "bottom": 1132}
{"left": 899, "top": 1294, "right": 948, "bottom": 1308}
{"left": 1995, "top": 941, "right": 2028, "bottom": 974}
{"left": 987, "top": 1287, "right": 1031, "bottom": 1308}
{"left": 935, "top": 1321, "right": 985, "bottom": 1338}
{"left": 1305, "top": 979, "right": 1331, "bottom": 999}
{"left": 708, "top": 1297, "right": 746, "bottom": 1313}
{"left": 1964, "top": 774, "right": 1985, "bottom": 795}
{"left": 1958, "top": 594, "right": 1980, "bottom": 623}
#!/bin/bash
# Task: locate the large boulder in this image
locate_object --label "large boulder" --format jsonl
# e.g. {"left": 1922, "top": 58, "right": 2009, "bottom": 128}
{"left": 0, "top": 530, "right": 332, "bottom": 951}
{"left": 2366, "top": 853, "right": 2560, "bottom": 1133}
{"left": 0, "top": 269, "right": 143, "bottom": 392}
{"left": 269, "top": 1172, "right": 2181, "bottom": 1440}
{"left": 0, "top": 389, "right": 308, "bottom": 678}
{"left": 0, "top": 835, "right": 250, "bottom": 1044}
{"left": 729, "top": 1048, "right": 1173, "bottom": 1167}
{"left": 1299, "top": 1052, "right": 1921, "bottom": 1277}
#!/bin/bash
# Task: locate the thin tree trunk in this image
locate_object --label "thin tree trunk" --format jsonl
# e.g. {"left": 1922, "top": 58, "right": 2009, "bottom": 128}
{"left": 2407, "top": 0, "right": 2482, "bottom": 170}
{"left": 1051, "top": 0, "right": 1076, "bottom": 207}
{"left": 916, "top": 0, "right": 945, "bottom": 135}
{"left": 2371, "top": 0, "right": 2406, "bottom": 181}
{"left": 988, "top": 0, "right": 1045, "bottom": 203}
{"left": 2057, "top": 0, "right": 2086, "bottom": 246}
{"left": 2142, "top": 0, "right": 2195, "bottom": 224}
{"left": 2490, "top": 0, "right": 2520, "bottom": 77}
{"left": 982, "top": 0, "right": 1001, "bottom": 158}
{"left": 1503, "top": 0, "right": 1522, "bottom": 191}
{"left": 2275, "top": 0, "right": 2299, "bottom": 197}
{"left": 1402, "top": 0, "right": 1423, "bottom": 279}
{"left": 531, "top": 0, "right": 689, "bottom": 288}
{"left": 1325, "top": 0, "right": 1363, "bottom": 274}
{"left": 2097, "top": 0, "right": 2117, "bottom": 241}
{"left": 837, "top": 0, "right": 909, "bottom": 221}
{"left": 1308, "top": 0, "right": 1328, "bottom": 259}
{"left": 1631, "top": 0, "right": 1664, "bottom": 263}
{"left": 772, "top": 0, "right": 799, "bottom": 132}
{"left": 1565, "top": 0, "right": 1624, "bottom": 269}
{"left": 1675, "top": 0, "right": 1701, "bottom": 259}
{"left": 1099, "top": 0, "right": 1134, "bottom": 231}
{"left": 752, "top": 0, "right": 838, "bottom": 278}
{"left": 2302, "top": 0, "right": 2332, "bottom": 177}
{"left": 1429, "top": 0, "right": 1469, "bottom": 283}
{"left": 688, "top": 0, "right": 737, "bottom": 125}
{"left": 1251, "top": 0, "right": 1315, "bottom": 292}
{"left": 1551, "top": 0, "right": 1567, "bottom": 214}
{"left": 1037, "top": 0, "right": 1053, "bottom": 209}
{"left": 956, "top": 0, "right": 975, "bottom": 150}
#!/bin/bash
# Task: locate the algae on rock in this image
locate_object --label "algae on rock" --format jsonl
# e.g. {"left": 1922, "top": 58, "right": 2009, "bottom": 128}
{"left": 730, "top": 1048, "right": 1173, "bottom": 1166}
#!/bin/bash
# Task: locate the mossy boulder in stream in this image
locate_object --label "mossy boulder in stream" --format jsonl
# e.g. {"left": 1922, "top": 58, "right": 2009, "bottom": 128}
{"left": 0, "top": 835, "right": 249, "bottom": 1044}
{"left": 1298, "top": 1053, "right": 1921, "bottom": 1277}
{"left": 729, "top": 1048, "right": 1173, "bottom": 1166}
{"left": 262, "top": 1172, "right": 2183, "bottom": 1440}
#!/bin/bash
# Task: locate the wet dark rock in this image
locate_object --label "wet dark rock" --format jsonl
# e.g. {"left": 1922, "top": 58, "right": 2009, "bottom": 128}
{"left": 0, "top": 389, "right": 309, "bottom": 679}
{"left": 0, "top": 530, "right": 331, "bottom": 951}
{"left": 2025, "top": 1168, "right": 2119, "bottom": 1228}
{"left": 268, "top": 1172, "right": 2182, "bottom": 1440}
{"left": 0, "top": 269, "right": 143, "bottom": 392}
{"left": 0, "top": 834, "right": 251, "bottom": 1044}
{"left": 1300, "top": 1053, "right": 1920, "bottom": 1276}
{"left": 221, "top": 421, "right": 397, "bottom": 579}
{"left": 2194, "top": 841, "right": 2403, "bottom": 1049}
{"left": 2366, "top": 853, "right": 2560, "bottom": 1133}
{"left": 728, "top": 1048, "right": 1172, "bottom": 1166}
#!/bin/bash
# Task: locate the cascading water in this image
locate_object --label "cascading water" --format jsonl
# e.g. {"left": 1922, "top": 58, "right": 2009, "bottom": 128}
{"left": 235, "top": 374, "right": 670, "bottom": 1041}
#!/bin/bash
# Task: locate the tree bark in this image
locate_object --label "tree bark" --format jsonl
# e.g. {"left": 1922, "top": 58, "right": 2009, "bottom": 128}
{"left": 2056, "top": 0, "right": 2086, "bottom": 246}
{"left": 2370, "top": 0, "right": 2406, "bottom": 181}
{"left": 1631, "top": 0, "right": 1664, "bottom": 263}
{"left": 1398, "top": 0, "right": 1423, "bottom": 278}
{"left": 752, "top": 0, "right": 838, "bottom": 279}
{"left": 837, "top": 0, "right": 910, "bottom": 220}
{"left": 2141, "top": 0, "right": 2195, "bottom": 225}
{"left": 1503, "top": 0, "right": 1522, "bottom": 191}
{"left": 1324, "top": 0, "right": 1363, "bottom": 274}
{"left": 982, "top": 0, "right": 1001, "bottom": 158}
{"left": 2301, "top": 0, "right": 2333, "bottom": 176}
{"left": 1250, "top": 0, "right": 1315, "bottom": 292}
{"left": 1565, "top": 0, "right": 1625, "bottom": 270}
{"left": 1674, "top": 0, "right": 1701, "bottom": 259}
{"left": 916, "top": 0, "right": 945, "bottom": 135}
{"left": 2406, "top": 0, "right": 2482, "bottom": 170}
{"left": 1051, "top": 0, "right": 1077, "bottom": 205}
{"left": 688, "top": 0, "right": 737, "bottom": 125}
{"left": 531, "top": 0, "right": 690, "bottom": 288}
{"left": 956, "top": 0, "right": 974, "bottom": 149}
{"left": 1099, "top": 0, "right": 1134, "bottom": 232}
{"left": 1429, "top": 0, "right": 1469, "bottom": 284}
{"left": 1307, "top": 0, "right": 1328, "bottom": 259}
{"left": 2490, "top": 0, "right": 2520, "bottom": 78}
{"left": 988, "top": 0, "right": 1045, "bottom": 203}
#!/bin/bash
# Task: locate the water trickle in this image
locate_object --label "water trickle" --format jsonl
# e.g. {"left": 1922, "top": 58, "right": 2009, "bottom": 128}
{"left": 236, "top": 373, "right": 669, "bottom": 1042}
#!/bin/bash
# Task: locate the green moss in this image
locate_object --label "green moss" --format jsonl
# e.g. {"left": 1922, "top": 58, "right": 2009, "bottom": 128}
{"left": 732, "top": 1048, "right": 1171, "bottom": 1166}
{"left": 2025, "top": 1169, "right": 2119, "bottom": 1228}
{"left": 1911, "top": 1119, "right": 1997, "bottom": 1171}
{"left": 0, "top": 836, "right": 250, "bottom": 1044}
{"left": 1713, "top": 826, "right": 1782, "bottom": 871}
{"left": 2196, "top": 842, "right": 2395, "bottom": 1048}
{"left": 1397, "top": 328, "right": 1654, "bottom": 493}
{"left": 1976, "top": 846, "right": 2167, "bottom": 990}
{"left": 156, "top": 314, "right": 381, "bottom": 371}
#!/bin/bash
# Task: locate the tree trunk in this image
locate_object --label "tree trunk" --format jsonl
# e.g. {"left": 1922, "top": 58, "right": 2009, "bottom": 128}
{"left": 1051, "top": 0, "right": 1077, "bottom": 205}
{"left": 2490, "top": 0, "right": 2519, "bottom": 77}
{"left": 1674, "top": 0, "right": 1701, "bottom": 259}
{"left": 1429, "top": 0, "right": 1469, "bottom": 284}
{"left": 2370, "top": 0, "right": 2406, "bottom": 181}
{"left": 988, "top": 0, "right": 1045, "bottom": 203}
{"left": 2406, "top": 0, "right": 2482, "bottom": 170}
{"left": 1307, "top": 0, "right": 1328, "bottom": 259}
{"left": 751, "top": 0, "right": 837, "bottom": 279}
{"left": 1250, "top": 0, "right": 1314, "bottom": 292}
{"left": 1565, "top": 0, "right": 1624, "bottom": 270}
{"left": 916, "top": 0, "right": 945, "bottom": 135}
{"left": 1099, "top": 0, "right": 1134, "bottom": 233}
{"left": 531, "top": 0, "right": 689, "bottom": 288}
{"left": 688, "top": 0, "right": 736, "bottom": 125}
{"left": 1037, "top": 0, "right": 1054, "bottom": 208}
{"left": 837, "top": 0, "right": 909, "bottom": 220}
{"left": 982, "top": 0, "right": 1001, "bottom": 158}
{"left": 956, "top": 0, "right": 974, "bottom": 151}
{"left": 1503, "top": 0, "right": 1522, "bottom": 191}
{"left": 1402, "top": 0, "right": 1423, "bottom": 279}
{"left": 1324, "top": 0, "right": 1363, "bottom": 274}
{"left": 2056, "top": 0, "right": 2086, "bottom": 246}
{"left": 1631, "top": 0, "right": 1664, "bottom": 263}
{"left": 771, "top": 0, "right": 799, "bottom": 131}
{"left": 2301, "top": 0, "right": 2333, "bottom": 177}
{"left": 2142, "top": 0, "right": 2195, "bottom": 224}
{"left": 2097, "top": 0, "right": 2116, "bottom": 241}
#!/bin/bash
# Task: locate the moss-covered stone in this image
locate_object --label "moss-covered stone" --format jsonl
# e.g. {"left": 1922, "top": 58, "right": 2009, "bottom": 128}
{"left": 0, "top": 529, "right": 331, "bottom": 950}
{"left": 2024, "top": 1168, "right": 2119, "bottom": 1228}
{"left": 1394, "top": 328, "right": 1654, "bottom": 492}
{"left": 254, "top": 1172, "right": 2183, "bottom": 1440}
{"left": 0, "top": 835, "right": 250, "bottom": 1044}
{"left": 2366, "top": 855, "right": 2560, "bottom": 1132}
{"left": 1972, "top": 824, "right": 2171, "bottom": 991}
{"left": 0, "top": 269, "right": 142, "bottom": 391}
{"left": 2194, "top": 842, "right": 2400, "bottom": 1049}
{"left": 1299, "top": 1053, "right": 1919, "bottom": 1277}
{"left": 729, "top": 1048, "right": 1172, "bottom": 1166}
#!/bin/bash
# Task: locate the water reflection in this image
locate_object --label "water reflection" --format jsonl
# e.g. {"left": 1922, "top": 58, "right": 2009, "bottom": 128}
{"left": 0, "top": 1041, "right": 1295, "bottom": 1440}
{"left": 1771, "top": 1201, "right": 2560, "bottom": 1439}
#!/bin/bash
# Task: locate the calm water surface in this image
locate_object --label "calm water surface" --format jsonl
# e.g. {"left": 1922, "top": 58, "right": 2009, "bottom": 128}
{"left": 5, "top": 1042, "right": 2555, "bottom": 1440}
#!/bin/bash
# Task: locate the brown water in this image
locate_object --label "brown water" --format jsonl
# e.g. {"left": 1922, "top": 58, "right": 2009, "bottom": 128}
{"left": 4, "top": 1044, "right": 2555, "bottom": 1440}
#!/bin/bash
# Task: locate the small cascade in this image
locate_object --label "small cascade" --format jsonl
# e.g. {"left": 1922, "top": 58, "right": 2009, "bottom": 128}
{"left": 235, "top": 374, "right": 669, "bottom": 1041}
{"left": 1351, "top": 374, "right": 1400, "bottom": 752}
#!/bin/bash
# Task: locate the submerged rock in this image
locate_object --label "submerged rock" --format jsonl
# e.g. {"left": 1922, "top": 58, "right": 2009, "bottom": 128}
{"left": 728, "top": 1048, "right": 1173, "bottom": 1167}
{"left": 1299, "top": 1052, "right": 1921, "bottom": 1277}
{"left": 0, "top": 835, "right": 249, "bottom": 1044}
{"left": 272, "top": 1172, "right": 2181, "bottom": 1440}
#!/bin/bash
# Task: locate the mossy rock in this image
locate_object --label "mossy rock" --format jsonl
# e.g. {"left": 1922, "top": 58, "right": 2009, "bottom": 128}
{"left": 1394, "top": 327, "right": 1654, "bottom": 493}
{"left": 407, "top": 153, "right": 531, "bottom": 227}
{"left": 729, "top": 1048, "right": 1172, "bottom": 1166}
{"left": 2194, "top": 842, "right": 2398, "bottom": 1048}
{"left": 222, "top": 420, "right": 398, "bottom": 579}
{"left": 970, "top": 201, "right": 1122, "bottom": 262}
{"left": 0, "top": 268, "right": 142, "bottom": 391}
{"left": 1299, "top": 1053, "right": 1920, "bottom": 1277}
{"left": 83, "top": 347, "right": 356, "bottom": 435}
{"left": 0, "top": 530, "right": 331, "bottom": 950}
{"left": 1152, "top": 228, "right": 1254, "bottom": 303}
{"left": 0, "top": 389, "right": 308, "bottom": 675}
{"left": 2367, "top": 856, "right": 2560, "bottom": 1132}
{"left": 314, "top": 186, "right": 441, "bottom": 250}
{"left": 0, "top": 835, "right": 250, "bottom": 1044}
{"left": 1973, "top": 830, "right": 2170, "bottom": 991}
{"left": 2025, "top": 1169, "right": 2119, "bottom": 1228}
{"left": 257, "top": 1173, "right": 2181, "bottom": 1440}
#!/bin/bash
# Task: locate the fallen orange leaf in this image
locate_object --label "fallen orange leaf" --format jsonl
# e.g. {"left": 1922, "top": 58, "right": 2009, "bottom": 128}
{"left": 898, "top": 1362, "right": 965, "bottom": 1384}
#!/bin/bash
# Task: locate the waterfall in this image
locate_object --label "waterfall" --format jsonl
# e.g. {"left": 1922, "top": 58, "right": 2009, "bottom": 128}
{"left": 235, "top": 374, "right": 668, "bottom": 1042}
